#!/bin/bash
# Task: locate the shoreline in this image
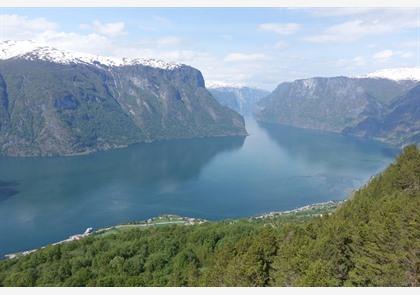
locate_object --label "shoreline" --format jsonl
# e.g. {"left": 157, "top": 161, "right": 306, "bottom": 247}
{"left": 3, "top": 200, "right": 343, "bottom": 260}
{"left": 251, "top": 199, "right": 344, "bottom": 220}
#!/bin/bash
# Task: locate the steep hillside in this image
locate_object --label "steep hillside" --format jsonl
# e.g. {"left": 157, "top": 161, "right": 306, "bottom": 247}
{"left": 207, "top": 83, "right": 269, "bottom": 116}
{"left": 255, "top": 77, "right": 416, "bottom": 134}
{"left": 0, "top": 146, "right": 418, "bottom": 286}
{"left": 344, "top": 84, "right": 420, "bottom": 145}
{"left": 0, "top": 41, "right": 246, "bottom": 156}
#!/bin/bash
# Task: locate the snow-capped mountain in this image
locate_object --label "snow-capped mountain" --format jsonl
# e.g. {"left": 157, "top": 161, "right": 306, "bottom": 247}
{"left": 364, "top": 67, "right": 420, "bottom": 81}
{"left": 206, "top": 80, "right": 247, "bottom": 89}
{"left": 0, "top": 40, "right": 246, "bottom": 157}
{"left": 0, "top": 40, "right": 182, "bottom": 70}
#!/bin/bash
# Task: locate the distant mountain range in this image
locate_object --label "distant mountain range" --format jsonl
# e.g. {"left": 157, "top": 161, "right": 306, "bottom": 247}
{"left": 255, "top": 71, "right": 419, "bottom": 146}
{"left": 344, "top": 84, "right": 420, "bottom": 145}
{"left": 207, "top": 82, "right": 269, "bottom": 116}
{"left": 361, "top": 67, "right": 420, "bottom": 81}
{"left": 0, "top": 41, "right": 247, "bottom": 157}
{"left": 0, "top": 39, "right": 418, "bottom": 155}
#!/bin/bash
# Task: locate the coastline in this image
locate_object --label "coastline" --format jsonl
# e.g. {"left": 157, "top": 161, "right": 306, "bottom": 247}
{"left": 251, "top": 199, "right": 344, "bottom": 220}
{"left": 3, "top": 200, "right": 343, "bottom": 260}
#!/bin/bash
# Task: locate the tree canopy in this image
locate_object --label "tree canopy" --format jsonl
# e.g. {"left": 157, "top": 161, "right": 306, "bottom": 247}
{"left": 0, "top": 146, "right": 419, "bottom": 287}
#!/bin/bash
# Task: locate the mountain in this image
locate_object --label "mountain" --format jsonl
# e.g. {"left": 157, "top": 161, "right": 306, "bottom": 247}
{"left": 207, "top": 81, "right": 269, "bottom": 116}
{"left": 363, "top": 67, "right": 420, "bottom": 81}
{"left": 255, "top": 76, "right": 417, "bottom": 140}
{"left": 0, "top": 41, "right": 247, "bottom": 156}
{"left": 344, "top": 84, "right": 420, "bottom": 145}
{"left": 0, "top": 145, "right": 418, "bottom": 286}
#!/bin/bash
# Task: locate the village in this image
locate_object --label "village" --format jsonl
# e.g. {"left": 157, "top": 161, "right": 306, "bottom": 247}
{"left": 4, "top": 215, "right": 206, "bottom": 260}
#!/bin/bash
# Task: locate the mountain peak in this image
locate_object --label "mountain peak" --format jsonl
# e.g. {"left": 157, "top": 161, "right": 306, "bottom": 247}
{"left": 0, "top": 40, "right": 183, "bottom": 70}
{"left": 362, "top": 67, "right": 420, "bottom": 81}
{"left": 206, "top": 80, "right": 247, "bottom": 89}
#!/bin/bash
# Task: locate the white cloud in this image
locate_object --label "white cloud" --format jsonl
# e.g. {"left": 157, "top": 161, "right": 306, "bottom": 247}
{"left": 155, "top": 36, "right": 181, "bottom": 46}
{"left": 258, "top": 23, "right": 301, "bottom": 35}
{"left": 134, "top": 36, "right": 183, "bottom": 48}
{"left": 1, "top": 12, "right": 416, "bottom": 90}
{"left": 274, "top": 41, "right": 288, "bottom": 49}
{"left": 305, "top": 20, "right": 393, "bottom": 43}
{"left": 391, "top": 50, "right": 415, "bottom": 59}
{"left": 137, "top": 15, "right": 172, "bottom": 32}
{"left": 0, "top": 14, "right": 272, "bottom": 89}
{"left": 352, "top": 56, "right": 366, "bottom": 66}
{"left": 224, "top": 52, "right": 267, "bottom": 62}
{"left": 158, "top": 50, "right": 211, "bottom": 63}
{"left": 373, "top": 49, "right": 393, "bottom": 60}
{"left": 0, "top": 14, "right": 121, "bottom": 56}
{"left": 305, "top": 9, "right": 420, "bottom": 43}
{"left": 400, "top": 52, "right": 413, "bottom": 59}
{"left": 153, "top": 15, "right": 172, "bottom": 26}
{"left": 80, "top": 20, "right": 126, "bottom": 37}
{"left": 138, "top": 24, "right": 157, "bottom": 32}
{"left": 399, "top": 40, "right": 419, "bottom": 48}
{"left": 309, "top": 8, "right": 379, "bottom": 17}
{"left": 335, "top": 56, "right": 367, "bottom": 68}
{"left": 0, "top": 14, "right": 58, "bottom": 40}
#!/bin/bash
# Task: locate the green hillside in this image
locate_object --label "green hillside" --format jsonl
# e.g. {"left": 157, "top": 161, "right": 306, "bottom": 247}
{"left": 0, "top": 146, "right": 418, "bottom": 287}
{"left": 0, "top": 58, "right": 247, "bottom": 157}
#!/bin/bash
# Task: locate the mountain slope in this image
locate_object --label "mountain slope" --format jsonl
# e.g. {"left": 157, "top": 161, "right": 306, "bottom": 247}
{"left": 0, "top": 41, "right": 246, "bottom": 156}
{"left": 272, "top": 145, "right": 420, "bottom": 286}
{"left": 255, "top": 76, "right": 417, "bottom": 137}
{"left": 207, "top": 83, "right": 269, "bottom": 116}
{"left": 0, "top": 146, "right": 418, "bottom": 286}
{"left": 344, "top": 84, "right": 420, "bottom": 145}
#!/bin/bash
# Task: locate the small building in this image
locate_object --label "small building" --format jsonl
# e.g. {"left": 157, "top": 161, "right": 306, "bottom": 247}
{"left": 84, "top": 227, "right": 93, "bottom": 235}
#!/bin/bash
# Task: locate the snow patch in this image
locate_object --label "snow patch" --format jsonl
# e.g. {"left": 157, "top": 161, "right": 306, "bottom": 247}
{"left": 302, "top": 78, "right": 316, "bottom": 90}
{"left": 206, "top": 80, "right": 246, "bottom": 89}
{"left": 0, "top": 40, "right": 183, "bottom": 70}
{"left": 361, "top": 67, "right": 420, "bottom": 81}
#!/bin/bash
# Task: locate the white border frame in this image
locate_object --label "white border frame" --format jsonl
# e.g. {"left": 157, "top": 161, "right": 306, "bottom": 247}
{"left": 1, "top": 0, "right": 419, "bottom": 293}
{"left": 1, "top": 0, "right": 420, "bottom": 8}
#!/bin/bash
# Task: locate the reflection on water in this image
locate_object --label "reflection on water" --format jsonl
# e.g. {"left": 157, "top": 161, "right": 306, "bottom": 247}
{"left": 0, "top": 119, "right": 398, "bottom": 256}
{"left": 0, "top": 180, "right": 19, "bottom": 202}
{"left": 1, "top": 136, "right": 245, "bottom": 199}
{"left": 0, "top": 136, "right": 245, "bottom": 256}
{"left": 258, "top": 122, "right": 397, "bottom": 170}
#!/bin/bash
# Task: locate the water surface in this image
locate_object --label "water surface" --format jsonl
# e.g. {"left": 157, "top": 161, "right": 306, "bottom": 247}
{"left": 0, "top": 119, "right": 398, "bottom": 256}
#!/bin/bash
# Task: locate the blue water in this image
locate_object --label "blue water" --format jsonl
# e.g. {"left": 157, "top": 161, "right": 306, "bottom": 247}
{"left": 0, "top": 119, "right": 398, "bottom": 256}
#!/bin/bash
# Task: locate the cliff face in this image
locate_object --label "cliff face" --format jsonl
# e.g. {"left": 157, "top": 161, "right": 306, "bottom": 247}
{"left": 0, "top": 55, "right": 246, "bottom": 157}
{"left": 208, "top": 86, "right": 269, "bottom": 116}
{"left": 344, "top": 84, "right": 420, "bottom": 145}
{"left": 111, "top": 65, "right": 246, "bottom": 142}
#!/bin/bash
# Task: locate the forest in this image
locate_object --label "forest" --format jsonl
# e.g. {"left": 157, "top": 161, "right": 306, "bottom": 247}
{"left": 0, "top": 145, "right": 419, "bottom": 286}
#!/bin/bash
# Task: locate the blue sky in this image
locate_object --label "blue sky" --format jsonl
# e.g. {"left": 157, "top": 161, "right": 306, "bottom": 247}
{"left": 0, "top": 8, "right": 419, "bottom": 89}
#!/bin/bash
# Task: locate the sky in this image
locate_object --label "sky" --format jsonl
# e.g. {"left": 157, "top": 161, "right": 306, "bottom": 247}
{"left": 0, "top": 8, "right": 419, "bottom": 90}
